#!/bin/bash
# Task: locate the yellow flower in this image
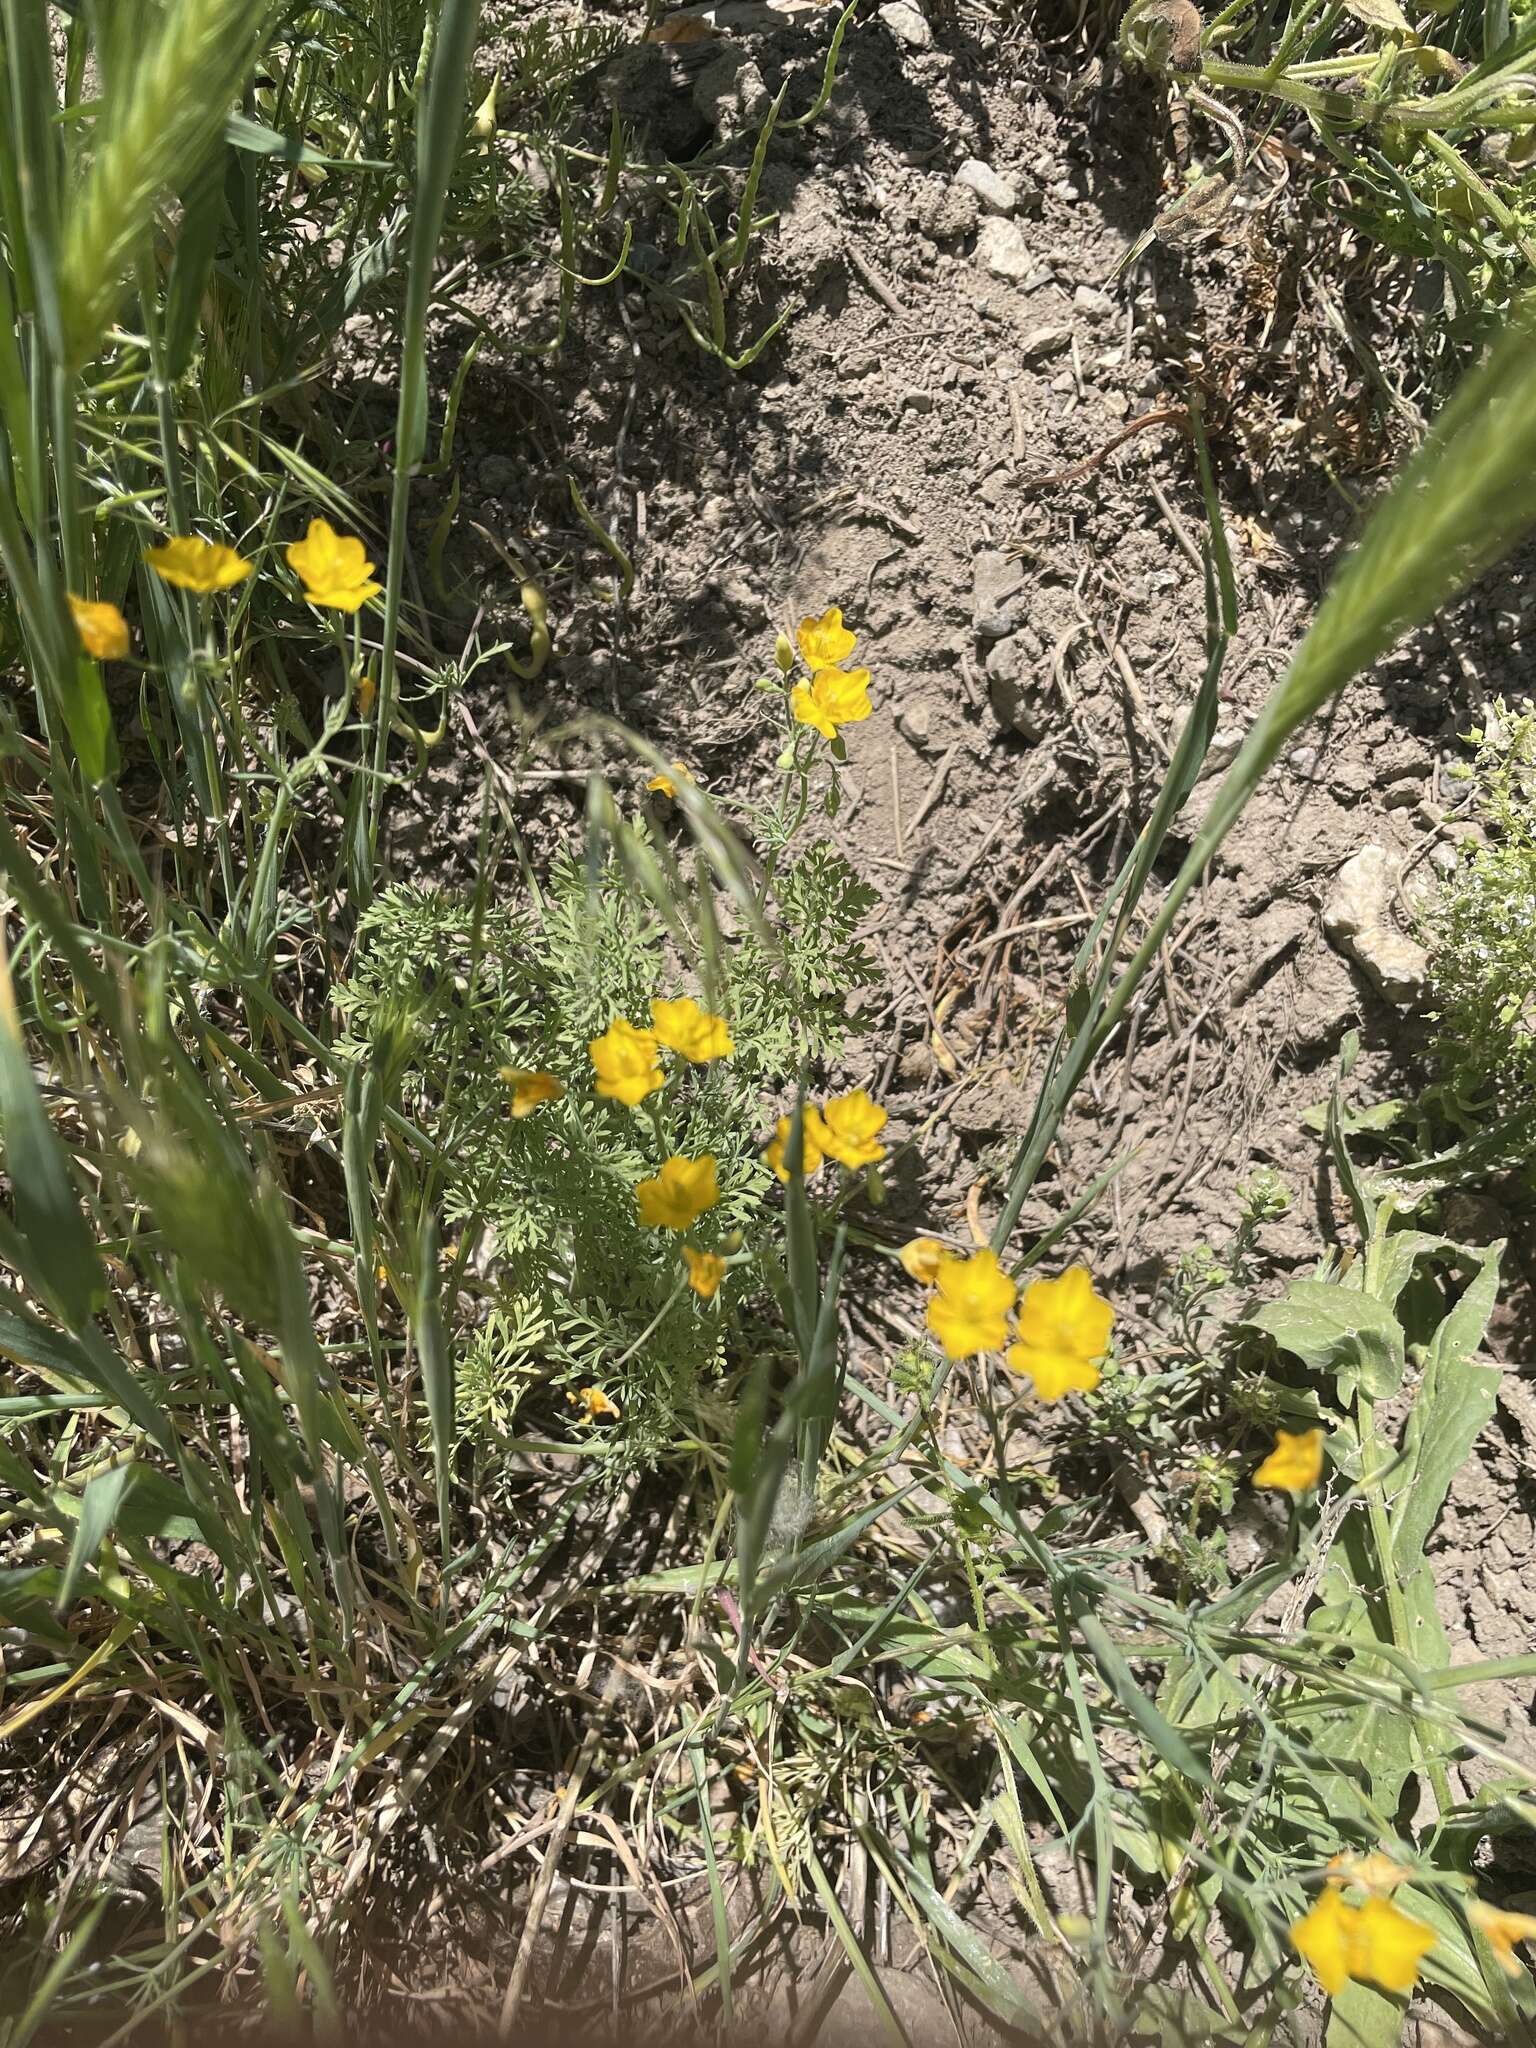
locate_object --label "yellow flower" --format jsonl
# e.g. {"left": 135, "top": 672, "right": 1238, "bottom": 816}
{"left": 683, "top": 1246, "right": 727, "bottom": 1300}
{"left": 1326, "top": 1852, "right": 1412, "bottom": 1895}
{"left": 647, "top": 761, "right": 694, "bottom": 799}
{"left": 589, "top": 1019, "right": 665, "bottom": 1106}
{"left": 569, "top": 1386, "right": 620, "bottom": 1422}
{"left": 1469, "top": 1899, "right": 1536, "bottom": 1976}
{"left": 637, "top": 1154, "right": 720, "bottom": 1231}
{"left": 926, "top": 1248, "right": 1017, "bottom": 1360}
{"left": 651, "top": 996, "right": 733, "bottom": 1064}
{"left": 67, "top": 595, "right": 129, "bottom": 661}
{"left": 356, "top": 671, "right": 377, "bottom": 718}
{"left": 286, "top": 517, "right": 382, "bottom": 612}
{"left": 764, "top": 1108, "right": 827, "bottom": 1183}
{"left": 1006, "top": 1267, "right": 1114, "bottom": 1403}
{"left": 1254, "top": 1427, "right": 1326, "bottom": 1495}
{"left": 819, "top": 1088, "right": 888, "bottom": 1168}
{"left": 499, "top": 1067, "right": 564, "bottom": 1117}
{"left": 144, "top": 535, "right": 254, "bottom": 592}
{"left": 899, "top": 1237, "right": 948, "bottom": 1285}
{"left": 1292, "top": 1891, "right": 1434, "bottom": 1998}
{"left": 797, "top": 606, "right": 857, "bottom": 669}
{"left": 791, "top": 666, "right": 873, "bottom": 740}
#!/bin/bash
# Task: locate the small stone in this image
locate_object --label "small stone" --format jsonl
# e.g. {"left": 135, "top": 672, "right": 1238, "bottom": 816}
{"left": 972, "top": 548, "right": 1026, "bottom": 639}
{"left": 956, "top": 158, "right": 1018, "bottom": 215}
{"left": 1073, "top": 284, "right": 1113, "bottom": 316}
{"left": 1049, "top": 370, "right": 1074, "bottom": 393}
{"left": 1196, "top": 725, "right": 1245, "bottom": 781}
{"left": 978, "top": 469, "right": 1009, "bottom": 506}
{"left": 985, "top": 635, "right": 1041, "bottom": 738}
{"left": 901, "top": 388, "right": 935, "bottom": 413}
{"left": 976, "top": 217, "right": 1033, "bottom": 281}
{"left": 1323, "top": 845, "right": 1430, "bottom": 1006}
{"left": 1021, "top": 323, "right": 1074, "bottom": 363}
{"left": 896, "top": 701, "right": 932, "bottom": 745}
{"left": 1103, "top": 391, "right": 1130, "bottom": 419}
{"left": 878, "top": 0, "right": 932, "bottom": 46}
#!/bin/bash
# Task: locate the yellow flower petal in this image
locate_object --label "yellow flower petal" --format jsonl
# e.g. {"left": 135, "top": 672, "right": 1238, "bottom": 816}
{"left": 790, "top": 681, "right": 837, "bottom": 740}
{"left": 1326, "top": 1852, "right": 1413, "bottom": 1896}
{"left": 926, "top": 1249, "right": 1017, "bottom": 1360}
{"left": 1292, "top": 1891, "right": 1435, "bottom": 1998}
{"left": 67, "top": 595, "right": 130, "bottom": 661}
{"left": 144, "top": 535, "right": 254, "bottom": 592}
{"left": 683, "top": 1246, "right": 727, "bottom": 1300}
{"left": 286, "top": 517, "right": 381, "bottom": 612}
{"left": 1353, "top": 1897, "right": 1436, "bottom": 1994}
{"left": 651, "top": 996, "right": 733, "bottom": 1064}
{"left": 1469, "top": 1899, "right": 1536, "bottom": 1977}
{"left": 899, "top": 1237, "right": 948, "bottom": 1285}
{"left": 499, "top": 1067, "right": 564, "bottom": 1117}
{"left": 1291, "top": 1891, "right": 1356, "bottom": 1998}
{"left": 569, "top": 1386, "right": 620, "bottom": 1421}
{"left": 797, "top": 605, "right": 857, "bottom": 669}
{"left": 1008, "top": 1345, "right": 1101, "bottom": 1401}
{"left": 648, "top": 761, "right": 693, "bottom": 799}
{"left": 589, "top": 1019, "right": 665, "bottom": 1106}
{"left": 1254, "top": 1427, "right": 1325, "bottom": 1495}
{"left": 764, "top": 1108, "right": 827, "bottom": 1183}
{"left": 1006, "top": 1267, "right": 1113, "bottom": 1402}
{"left": 636, "top": 1154, "right": 720, "bottom": 1231}
{"left": 818, "top": 1088, "right": 888, "bottom": 1169}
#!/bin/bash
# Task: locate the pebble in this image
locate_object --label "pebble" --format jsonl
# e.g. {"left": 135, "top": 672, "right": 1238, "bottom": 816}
{"left": 1073, "top": 284, "right": 1114, "bottom": 316}
{"left": 975, "top": 217, "right": 1033, "bottom": 281}
{"left": 972, "top": 548, "right": 1027, "bottom": 639}
{"left": 902, "top": 388, "right": 935, "bottom": 413}
{"left": 896, "top": 701, "right": 932, "bottom": 745}
{"left": 985, "top": 637, "right": 1041, "bottom": 739}
{"left": 878, "top": 0, "right": 932, "bottom": 46}
{"left": 1021, "top": 322, "right": 1074, "bottom": 362}
{"left": 956, "top": 158, "right": 1018, "bottom": 215}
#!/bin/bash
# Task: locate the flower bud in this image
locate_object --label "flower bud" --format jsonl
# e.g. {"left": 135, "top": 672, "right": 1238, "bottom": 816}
{"left": 774, "top": 632, "right": 796, "bottom": 674}
{"left": 472, "top": 69, "right": 501, "bottom": 140}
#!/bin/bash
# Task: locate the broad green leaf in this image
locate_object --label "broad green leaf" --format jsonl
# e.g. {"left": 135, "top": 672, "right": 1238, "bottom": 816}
{"left": 1326, "top": 1976, "right": 1408, "bottom": 2048}
{"left": 1245, "top": 1281, "right": 1405, "bottom": 1401}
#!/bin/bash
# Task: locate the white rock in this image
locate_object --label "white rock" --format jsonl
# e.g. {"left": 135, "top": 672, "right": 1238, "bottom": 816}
{"left": 956, "top": 158, "right": 1018, "bottom": 215}
{"left": 976, "top": 217, "right": 1032, "bottom": 281}
{"left": 1322, "top": 845, "right": 1429, "bottom": 1005}
{"left": 878, "top": 0, "right": 932, "bottom": 46}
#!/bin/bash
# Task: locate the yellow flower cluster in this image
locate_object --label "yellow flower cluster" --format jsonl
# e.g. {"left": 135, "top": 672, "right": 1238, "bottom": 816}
{"left": 588, "top": 997, "right": 738, "bottom": 1303}
{"left": 763, "top": 1089, "right": 887, "bottom": 1180}
{"left": 589, "top": 997, "right": 734, "bottom": 1106}
{"left": 67, "top": 517, "right": 382, "bottom": 663}
{"left": 901, "top": 1246, "right": 1114, "bottom": 1398}
{"left": 789, "top": 606, "right": 873, "bottom": 741}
